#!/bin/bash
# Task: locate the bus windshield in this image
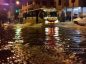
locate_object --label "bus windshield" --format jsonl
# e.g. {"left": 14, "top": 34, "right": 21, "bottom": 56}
{"left": 50, "top": 12, "right": 57, "bottom": 17}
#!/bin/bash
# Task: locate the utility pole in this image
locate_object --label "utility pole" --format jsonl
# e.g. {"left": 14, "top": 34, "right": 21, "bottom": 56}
{"left": 71, "top": 0, "right": 75, "bottom": 21}
{"left": 65, "top": 0, "right": 68, "bottom": 21}
{"left": 81, "top": 0, "right": 84, "bottom": 16}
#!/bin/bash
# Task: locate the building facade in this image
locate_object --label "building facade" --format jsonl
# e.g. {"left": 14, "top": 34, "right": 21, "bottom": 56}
{"left": 55, "top": 0, "right": 80, "bottom": 10}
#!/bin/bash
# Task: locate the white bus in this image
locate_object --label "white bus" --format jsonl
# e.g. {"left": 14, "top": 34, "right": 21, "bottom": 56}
{"left": 41, "top": 8, "right": 59, "bottom": 24}
{"left": 23, "top": 8, "right": 59, "bottom": 24}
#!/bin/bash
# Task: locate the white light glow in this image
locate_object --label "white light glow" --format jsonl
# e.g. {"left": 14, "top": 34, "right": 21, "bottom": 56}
{"left": 45, "top": 20, "right": 49, "bottom": 24}
{"left": 16, "top": 1, "right": 20, "bottom": 5}
{"left": 0, "top": 3, "right": 9, "bottom": 6}
{"left": 55, "top": 20, "right": 59, "bottom": 23}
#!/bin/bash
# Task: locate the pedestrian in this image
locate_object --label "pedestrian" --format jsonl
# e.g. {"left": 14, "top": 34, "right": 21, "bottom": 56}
{"left": 60, "top": 11, "right": 65, "bottom": 22}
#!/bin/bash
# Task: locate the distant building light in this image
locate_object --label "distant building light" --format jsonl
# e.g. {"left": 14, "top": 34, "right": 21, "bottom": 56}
{"left": 0, "top": 3, "right": 9, "bottom": 6}
{"left": 74, "top": 7, "right": 81, "bottom": 11}
{"left": 64, "top": 7, "right": 81, "bottom": 13}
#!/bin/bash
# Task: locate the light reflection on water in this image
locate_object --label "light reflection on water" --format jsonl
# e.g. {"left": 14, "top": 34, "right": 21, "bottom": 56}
{"left": 14, "top": 26, "right": 23, "bottom": 43}
{"left": 45, "top": 27, "right": 60, "bottom": 48}
{"left": 0, "top": 25, "right": 86, "bottom": 63}
{"left": 45, "top": 27, "right": 83, "bottom": 47}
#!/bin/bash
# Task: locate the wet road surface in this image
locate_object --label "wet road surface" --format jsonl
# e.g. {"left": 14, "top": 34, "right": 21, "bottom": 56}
{"left": 0, "top": 23, "right": 86, "bottom": 64}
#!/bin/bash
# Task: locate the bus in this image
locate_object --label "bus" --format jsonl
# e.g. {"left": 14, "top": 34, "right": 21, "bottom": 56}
{"left": 23, "top": 8, "right": 59, "bottom": 24}
{"left": 42, "top": 8, "right": 59, "bottom": 24}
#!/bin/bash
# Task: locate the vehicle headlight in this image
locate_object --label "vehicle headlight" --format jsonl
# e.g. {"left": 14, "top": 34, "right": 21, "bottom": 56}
{"left": 45, "top": 20, "right": 49, "bottom": 24}
{"left": 55, "top": 20, "right": 59, "bottom": 23}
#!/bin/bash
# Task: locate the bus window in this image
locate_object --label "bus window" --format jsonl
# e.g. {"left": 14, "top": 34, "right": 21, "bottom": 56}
{"left": 50, "top": 12, "right": 57, "bottom": 17}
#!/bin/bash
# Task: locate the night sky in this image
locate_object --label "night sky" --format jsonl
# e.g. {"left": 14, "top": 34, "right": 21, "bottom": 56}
{"left": 0, "top": 0, "right": 29, "bottom": 11}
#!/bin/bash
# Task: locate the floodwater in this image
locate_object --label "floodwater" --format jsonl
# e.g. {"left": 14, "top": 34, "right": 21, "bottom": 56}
{"left": 0, "top": 24, "right": 86, "bottom": 64}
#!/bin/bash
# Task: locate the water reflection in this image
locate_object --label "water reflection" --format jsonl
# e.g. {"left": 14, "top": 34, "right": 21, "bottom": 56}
{"left": 21, "top": 27, "right": 45, "bottom": 45}
{"left": 45, "top": 27, "right": 60, "bottom": 48}
{"left": 59, "top": 27, "right": 86, "bottom": 48}
{"left": 0, "top": 24, "right": 86, "bottom": 63}
{"left": 14, "top": 26, "right": 23, "bottom": 43}
{"left": 45, "top": 26, "right": 86, "bottom": 64}
{"left": 0, "top": 25, "right": 15, "bottom": 45}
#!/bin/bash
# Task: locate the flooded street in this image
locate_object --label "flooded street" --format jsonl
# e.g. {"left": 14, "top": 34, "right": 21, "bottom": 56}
{"left": 0, "top": 24, "right": 86, "bottom": 64}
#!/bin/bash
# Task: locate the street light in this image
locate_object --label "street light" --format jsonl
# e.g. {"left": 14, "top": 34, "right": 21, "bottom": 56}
{"left": 15, "top": 0, "right": 20, "bottom": 13}
{"left": 16, "top": 9, "right": 19, "bottom": 13}
{"left": 15, "top": 0, "right": 20, "bottom": 14}
{"left": 16, "top": 0, "right": 20, "bottom": 5}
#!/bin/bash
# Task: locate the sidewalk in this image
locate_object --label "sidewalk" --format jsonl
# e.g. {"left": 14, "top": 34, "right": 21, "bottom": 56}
{"left": 57, "top": 21, "right": 79, "bottom": 27}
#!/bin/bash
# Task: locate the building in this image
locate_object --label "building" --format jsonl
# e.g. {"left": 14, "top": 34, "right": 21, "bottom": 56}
{"left": 63, "top": 0, "right": 86, "bottom": 14}
{"left": 17, "top": 0, "right": 86, "bottom": 19}
{"left": 20, "top": 0, "right": 56, "bottom": 15}
{"left": 55, "top": 0, "right": 65, "bottom": 11}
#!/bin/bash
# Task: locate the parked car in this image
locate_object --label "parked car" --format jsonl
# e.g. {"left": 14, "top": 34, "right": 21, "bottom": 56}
{"left": 73, "top": 17, "right": 86, "bottom": 26}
